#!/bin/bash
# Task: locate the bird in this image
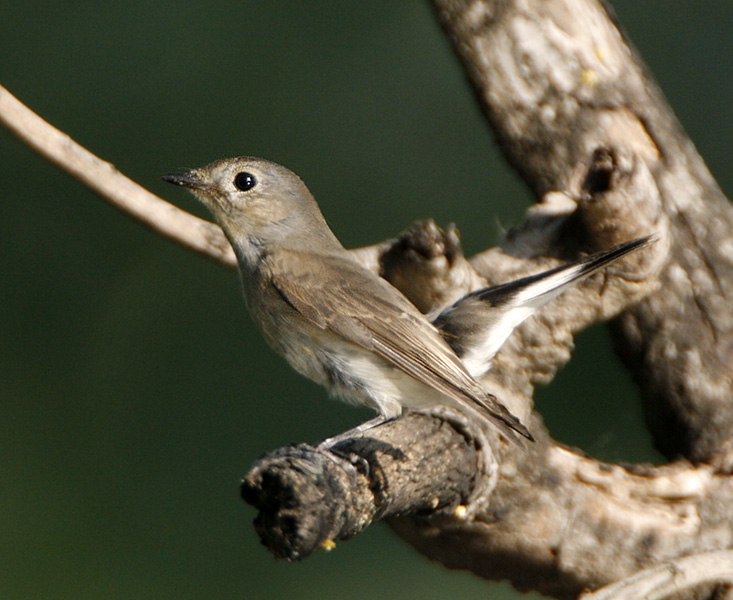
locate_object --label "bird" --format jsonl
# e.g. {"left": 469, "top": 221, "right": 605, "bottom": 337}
{"left": 162, "top": 156, "right": 652, "bottom": 445}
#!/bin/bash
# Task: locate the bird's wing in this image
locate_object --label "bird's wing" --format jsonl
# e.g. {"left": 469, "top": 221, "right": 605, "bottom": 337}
{"left": 268, "top": 249, "right": 531, "bottom": 441}
{"left": 434, "top": 236, "right": 655, "bottom": 378}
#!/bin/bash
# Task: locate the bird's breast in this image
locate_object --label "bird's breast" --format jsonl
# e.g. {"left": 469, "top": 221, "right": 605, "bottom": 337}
{"left": 243, "top": 282, "right": 442, "bottom": 417}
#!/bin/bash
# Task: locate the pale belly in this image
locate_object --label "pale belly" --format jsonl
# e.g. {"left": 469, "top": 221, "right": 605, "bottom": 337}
{"left": 247, "top": 286, "right": 441, "bottom": 419}
{"left": 278, "top": 325, "right": 442, "bottom": 419}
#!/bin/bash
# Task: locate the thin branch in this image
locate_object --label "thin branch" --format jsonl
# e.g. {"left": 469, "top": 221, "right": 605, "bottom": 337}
{"left": 579, "top": 550, "right": 733, "bottom": 600}
{"left": 0, "top": 83, "right": 392, "bottom": 275}
{"left": 0, "top": 84, "right": 236, "bottom": 268}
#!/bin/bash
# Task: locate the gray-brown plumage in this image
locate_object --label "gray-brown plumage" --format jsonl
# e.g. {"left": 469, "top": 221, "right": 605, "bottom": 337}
{"left": 163, "top": 157, "right": 531, "bottom": 442}
{"left": 162, "top": 156, "right": 651, "bottom": 444}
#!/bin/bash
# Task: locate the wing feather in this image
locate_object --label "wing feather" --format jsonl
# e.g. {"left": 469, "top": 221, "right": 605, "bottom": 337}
{"left": 268, "top": 249, "right": 531, "bottom": 440}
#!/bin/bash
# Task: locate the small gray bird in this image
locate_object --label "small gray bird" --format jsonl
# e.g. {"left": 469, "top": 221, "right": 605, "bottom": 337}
{"left": 163, "top": 157, "right": 651, "bottom": 444}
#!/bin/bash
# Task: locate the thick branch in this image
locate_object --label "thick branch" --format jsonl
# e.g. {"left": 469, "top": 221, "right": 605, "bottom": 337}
{"left": 243, "top": 413, "right": 733, "bottom": 597}
{"left": 240, "top": 412, "right": 493, "bottom": 560}
{"left": 431, "top": 0, "right": 733, "bottom": 463}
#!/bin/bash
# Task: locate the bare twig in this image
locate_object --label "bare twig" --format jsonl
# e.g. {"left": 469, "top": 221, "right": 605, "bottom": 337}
{"left": 579, "top": 550, "right": 733, "bottom": 600}
{"left": 0, "top": 84, "right": 236, "bottom": 267}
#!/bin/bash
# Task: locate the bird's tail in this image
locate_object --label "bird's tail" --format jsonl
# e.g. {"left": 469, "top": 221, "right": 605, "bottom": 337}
{"left": 434, "top": 235, "right": 655, "bottom": 379}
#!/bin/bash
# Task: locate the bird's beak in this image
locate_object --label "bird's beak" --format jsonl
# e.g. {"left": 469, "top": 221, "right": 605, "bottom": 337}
{"left": 161, "top": 171, "right": 206, "bottom": 190}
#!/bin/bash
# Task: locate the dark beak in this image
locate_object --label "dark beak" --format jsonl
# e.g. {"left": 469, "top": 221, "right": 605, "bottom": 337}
{"left": 161, "top": 171, "right": 204, "bottom": 189}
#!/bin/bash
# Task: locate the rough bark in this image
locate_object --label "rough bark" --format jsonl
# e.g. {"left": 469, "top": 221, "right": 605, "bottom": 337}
{"left": 431, "top": 0, "right": 733, "bottom": 464}
{"left": 241, "top": 412, "right": 493, "bottom": 560}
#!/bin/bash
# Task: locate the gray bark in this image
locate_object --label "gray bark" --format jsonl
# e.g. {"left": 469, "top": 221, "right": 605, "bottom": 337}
{"left": 431, "top": 0, "right": 733, "bottom": 463}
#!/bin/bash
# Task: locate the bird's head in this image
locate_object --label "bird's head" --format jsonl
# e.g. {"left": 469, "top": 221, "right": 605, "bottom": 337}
{"left": 163, "top": 156, "right": 339, "bottom": 263}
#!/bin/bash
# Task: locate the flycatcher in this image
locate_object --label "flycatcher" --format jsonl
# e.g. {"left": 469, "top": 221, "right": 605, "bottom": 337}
{"left": 163, "top": 157, "right": 651, "bottom": 444}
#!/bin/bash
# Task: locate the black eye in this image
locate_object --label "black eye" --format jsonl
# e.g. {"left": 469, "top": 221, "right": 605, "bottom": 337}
{"left": 234, "top": 172, "right": 257, "bottom": 191}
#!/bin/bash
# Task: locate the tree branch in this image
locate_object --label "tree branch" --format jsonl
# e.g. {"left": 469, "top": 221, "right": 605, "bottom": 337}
{"left": 579, "top": 550, "right": 733, "bottom": 600}
{"left": 431, "top": 0, "right": 733, "bottom": 464}
{"left": 240, "top": 411, "right": 495, "bottom": 560}
{"left": 241, "top": 410, "right": 733, "bottom": 597}
{"left": 0, "top": 84, "right": 236, "bottom": 268}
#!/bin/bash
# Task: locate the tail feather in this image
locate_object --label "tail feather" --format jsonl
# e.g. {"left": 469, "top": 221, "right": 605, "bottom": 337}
{"left": 434, "top": 236, "right": 655, "bottom": 378}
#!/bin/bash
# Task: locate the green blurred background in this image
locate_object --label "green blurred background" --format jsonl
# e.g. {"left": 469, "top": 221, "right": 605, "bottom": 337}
{"left": 0, "top": 2, "right": 730, "bottom": 599}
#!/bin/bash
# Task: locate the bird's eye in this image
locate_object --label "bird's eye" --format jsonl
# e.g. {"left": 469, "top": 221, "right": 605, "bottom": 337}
{"left": 233, "top": 172, "right": 257, "bottom": 191}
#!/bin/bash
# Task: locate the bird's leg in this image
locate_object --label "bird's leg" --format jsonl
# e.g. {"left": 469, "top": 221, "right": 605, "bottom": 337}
{"left": 316, "top": 415, "right": 391, "bottom": 450}
{"left": 316, "top": 415, "right": 397, "bottom": 480}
